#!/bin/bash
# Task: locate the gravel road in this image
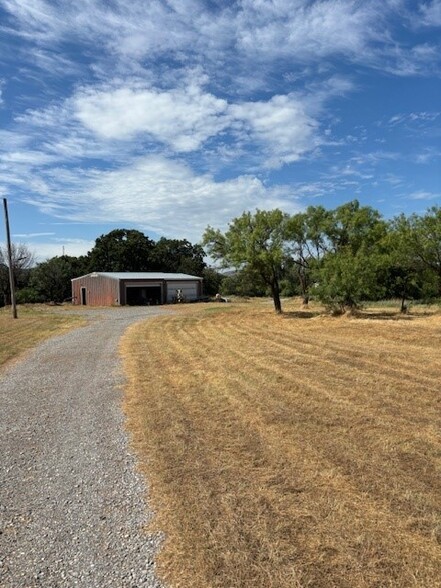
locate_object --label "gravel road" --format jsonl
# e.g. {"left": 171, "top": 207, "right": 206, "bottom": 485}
{"left": 0, "top": 307, "right": 168, "bottom": 588}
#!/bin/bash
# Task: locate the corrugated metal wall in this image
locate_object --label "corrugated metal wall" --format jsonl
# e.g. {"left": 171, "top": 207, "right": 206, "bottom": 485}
{"left": 71, "top": 275, "right": 120, "bottom": 306}
{"left": 72, "top": 275, "right": 203, "bottom": 306}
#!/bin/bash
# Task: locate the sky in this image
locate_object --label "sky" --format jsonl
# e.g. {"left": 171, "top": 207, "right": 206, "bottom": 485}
{"left": 0, "top": 0, "right": 440, "bottom": 261}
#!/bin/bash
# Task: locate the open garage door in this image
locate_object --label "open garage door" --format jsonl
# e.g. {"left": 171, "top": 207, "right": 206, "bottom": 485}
{"left": 126, "top": 285, "right": 162, "bottom": 305}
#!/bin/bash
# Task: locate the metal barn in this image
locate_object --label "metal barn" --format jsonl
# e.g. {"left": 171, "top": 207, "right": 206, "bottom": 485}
{"left": 71, "top": 272, "right": 203, "bottom": 306}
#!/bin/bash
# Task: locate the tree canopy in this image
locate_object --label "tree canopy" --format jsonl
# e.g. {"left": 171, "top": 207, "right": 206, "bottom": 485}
{"left": 87, "top": 229, "right": 155, "bottom": 272}
{"left": 150, "top": 238, "right": 206, "bottom": 275}
{"left": 203, "top": 209, "right": 288, "bottom": 312}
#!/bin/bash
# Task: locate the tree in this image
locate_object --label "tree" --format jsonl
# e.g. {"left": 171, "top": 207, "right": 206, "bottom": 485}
{"left": 221, "top": 267, "right": 268, "bottom": 297}
{"left": 406, "top": 207, "right": 441, "bottom": 296}
{"left": 0, "top": 243, "right": 35, "bottom": 306}
{"left": 30, "top": 255, "right": 89, "bottom": 302}
{"left": 150, "top": 238, "right": 206, "bottom": 275}
{"left": 203, "top": 209, "right": 288, "bottom": 313}
{"left": 312, "top": 248, "right": 385, "bottom": 313}
{"left": 201, "top": 267, "right": 224, "bottom": 296}
{"left": 87, "top": 229, "right": 155, "bottom": 272}
{"left": 326, "top": 200, "right": 386, "bottom": 254}
{"left": 311, "top": 201, "right": 387, "bottom": 311}
{"left": 284, "top": 206, "right": 332, "bottom": 304}
{"left": 380, "top": 215, "right": 425, "bottom": 312}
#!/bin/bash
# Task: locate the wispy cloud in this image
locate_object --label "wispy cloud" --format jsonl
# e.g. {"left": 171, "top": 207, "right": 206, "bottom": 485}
{"left": 21, "top": 155, "right": 300, "bottom": 241}
{"left": 420, "top": 0, "right": 441, "bottom": 26}
{"left": 388, "top": 111, "right": 440, "bottom": 126}
{"left": 1, "top": 0, "right": 439, "bottom": 84}
{"left": 407, "top": 189, "right": 440, "bottom": 200}
{"left": 13, "top": 232, "right": 55, "bottom": 238}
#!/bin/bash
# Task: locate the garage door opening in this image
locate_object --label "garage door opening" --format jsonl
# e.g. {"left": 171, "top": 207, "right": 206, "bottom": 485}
{"left": 126, "top": 286, "right": 162, "bottom": 305}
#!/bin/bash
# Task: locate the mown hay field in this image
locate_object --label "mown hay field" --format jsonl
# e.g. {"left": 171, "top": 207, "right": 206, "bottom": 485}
{"left": 0, "top": 305, "right": 85, "bottom": 368}
{"left": 121, "top": 300, "right": 441, "bottom": 588}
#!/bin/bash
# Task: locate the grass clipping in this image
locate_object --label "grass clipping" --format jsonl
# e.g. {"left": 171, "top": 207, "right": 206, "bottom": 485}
{"left": 121, "top": 301, "right": 441, "bottom": 588}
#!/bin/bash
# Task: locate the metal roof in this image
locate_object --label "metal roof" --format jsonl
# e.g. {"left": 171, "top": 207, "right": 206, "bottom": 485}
{"left": 72, "top": 272, "right": 203, "bottom": 281}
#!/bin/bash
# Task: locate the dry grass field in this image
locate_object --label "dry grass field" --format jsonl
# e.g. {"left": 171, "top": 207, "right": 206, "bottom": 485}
{"left": 121, "top": 300, "right": 441, "bottom": 588}
{"left": 0, "top": 305, "right": 84, "bottom": 368}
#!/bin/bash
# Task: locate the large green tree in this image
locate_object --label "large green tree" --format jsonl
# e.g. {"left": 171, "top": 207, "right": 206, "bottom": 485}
{"left": 203, "top": 209, "right": 288, "bottom": 313}
{"left": 406, "top": 207, "right": 441, "bottom": 295}
{"left": 150, "top": 238, "right": 206, "bottom": 275}
{"left": 284, "top": 205, "right": 332, "bottom": 304}
{"left": 312, "top": 248, "right": 385, "bottom": 312}
{"left": 87, "top": 229, "right": 155, "bottom": 272}
{"left": 311, "top": 201, "right": 388, "bottom": 311}
{"left": 380, "top": 215, "right": 427, "bottom": 311}
{"left": 30, "top": 255, "right": 89, "bottom": 302}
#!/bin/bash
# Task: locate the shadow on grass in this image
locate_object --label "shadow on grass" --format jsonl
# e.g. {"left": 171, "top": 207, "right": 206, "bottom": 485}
{"left": 282, "top": 310, "right": 427, "bottom": 321}
{"left": 282, "top": 310, "right": 322, "bottom": 319}
{"left": 355, "top": 310, "right": 440, "bottom": 320}
{"left": 354, "top": 312, "right": 414, "bottom": 320}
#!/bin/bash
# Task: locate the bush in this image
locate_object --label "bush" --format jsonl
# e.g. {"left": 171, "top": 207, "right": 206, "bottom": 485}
{"left": 16, "top": 287, "right": 44, "bottom": 304}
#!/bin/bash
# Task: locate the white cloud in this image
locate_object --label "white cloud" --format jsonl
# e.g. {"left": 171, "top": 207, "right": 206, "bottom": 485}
{"left": 1, "top": 0, "right": 438, "bottom": 81}
{"left": 231, "top": 94, "right": 319, "bottom": 168}
{"left": 0, "top": 151, "right": 58, "bottom": 165}
{"left": 11, "top": 74, "right": 350, "bottom": 170}
{"left": 388, "top": 111, "right": 440, "bottom": 126}
{"left": 231, "top": 77, "right": 352, "bottom": 168}
{"left": 13, "top": 232, "right": 55, "bottom": 238}
{"left": 22, "top": 155, "right": 301, "bottom": 242}
{"left": 73, "top": 83, "right": 229, "bottom": 151}
{"left": 31, "top": 48, "right": 83, "bottom": 77}
{"left": 408, "top": 189, "right": 440, "bottom": 200}
{"left": 236, "top": 0, "right": 382, "bottom": 60}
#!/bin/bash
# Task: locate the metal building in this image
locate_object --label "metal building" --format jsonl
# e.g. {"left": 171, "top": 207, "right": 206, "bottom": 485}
{"left": 71, "top": 272, "right": 203, "bottom": 306}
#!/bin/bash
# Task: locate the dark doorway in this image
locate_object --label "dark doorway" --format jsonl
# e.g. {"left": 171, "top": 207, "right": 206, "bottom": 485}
{"left": 126, "top": 285, "right": 162, "bottom": 305}
{"left": 81, "top": 287, "right": 87, "bottom": 305}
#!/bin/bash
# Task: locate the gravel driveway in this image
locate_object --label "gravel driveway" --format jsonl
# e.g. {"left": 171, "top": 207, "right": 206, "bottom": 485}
{"left": 0, "top": 307, "right": 168, "bottom": 588}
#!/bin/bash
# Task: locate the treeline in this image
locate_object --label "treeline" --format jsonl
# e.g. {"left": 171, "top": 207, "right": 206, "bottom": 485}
{"left": 203, "top": 200, "right": 441, "bottom": 313}
{"left": 0, "top": 229, "right": 223, "bottom": 305}
{"left": 1, "top": 202, "right": 440, "bottom": 311}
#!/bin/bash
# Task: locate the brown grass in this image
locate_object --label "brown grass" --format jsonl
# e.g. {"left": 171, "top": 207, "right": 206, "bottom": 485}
{"left": 121, "top": 299, "right": 441, "bottom": 588}
{"left": 0, "top": 304, "right": 85, "bottom": 368}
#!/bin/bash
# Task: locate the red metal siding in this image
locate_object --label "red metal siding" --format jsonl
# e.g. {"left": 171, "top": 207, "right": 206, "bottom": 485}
{"left": 72, "top": 275, "right": 120, "bottom": 306}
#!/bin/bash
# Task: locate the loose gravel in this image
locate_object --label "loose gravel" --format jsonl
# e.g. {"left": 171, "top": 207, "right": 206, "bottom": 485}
{"left": 0, "top": 307, "right": 168, "bottom": 588}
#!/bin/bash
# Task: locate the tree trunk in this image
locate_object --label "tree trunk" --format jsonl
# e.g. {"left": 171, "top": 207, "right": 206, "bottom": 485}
{"left": 270, "top": 280, "right": 282, "bottom": 313}
{"left": 400, "top": 286, "right": 408, "bottom": 314}
{"left": 298, "top": 268, "right": 309, "bottom": 305}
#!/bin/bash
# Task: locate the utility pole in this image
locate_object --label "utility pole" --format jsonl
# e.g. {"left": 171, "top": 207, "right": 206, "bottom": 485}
{"left": 2, "top": 198, "right": 17, "bottom": 319}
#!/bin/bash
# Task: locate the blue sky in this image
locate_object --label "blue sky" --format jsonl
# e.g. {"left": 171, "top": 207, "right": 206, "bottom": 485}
{"left": 0, "top": 0, "right": 440, "bottom": 261}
